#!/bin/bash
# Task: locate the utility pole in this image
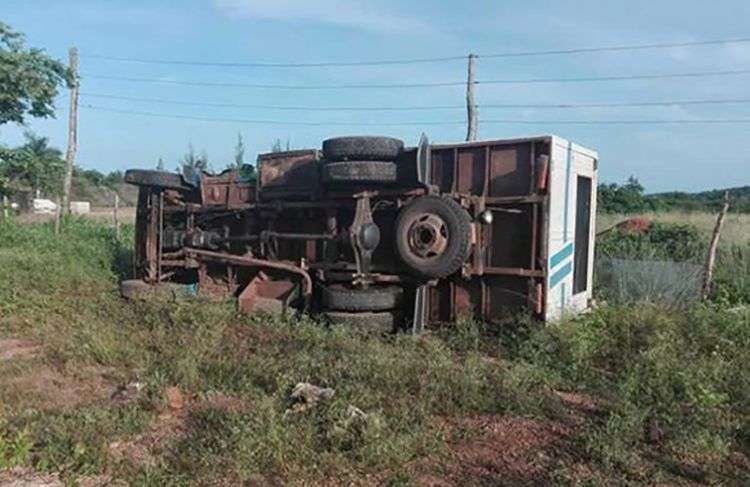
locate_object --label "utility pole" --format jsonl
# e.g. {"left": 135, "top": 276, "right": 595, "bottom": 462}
{"left": 61, "top": 47, "right": 79, "bottom": 215}
{"left": 465, "top": 53, "right": 478, "bottom": 142}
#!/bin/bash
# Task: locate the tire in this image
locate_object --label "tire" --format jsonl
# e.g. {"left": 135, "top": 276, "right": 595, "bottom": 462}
{"left": 125, "top": 170, "right": 187, "bottom": 189}
{"left": 322, "top": 136, "right": 404, "bottom": 162}
{"left": 322, "top": 311, "right": 397, "bottom": 333}
{"left": 321, "top": 284, "right": 403, "bottom": 311}
{"left": 322, "top": 161, "right": 397, "bottom": 184}
{"left": 394, "top": 195, "right": 472, "bottom": 279}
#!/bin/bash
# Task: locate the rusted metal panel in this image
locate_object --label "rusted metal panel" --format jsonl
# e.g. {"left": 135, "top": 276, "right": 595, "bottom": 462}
{"left": 489, "top": 144, "right": 532, "bottom": 197}
{"left": 258, "top": 149, "right": 321, "bottom": 197}
{"left": 238, "top": 276, "right": 298, "bottom": 315}
{"left": 456, "top": 147, "right": 485, "bottom": 194}
{"left": 201, "top": 171, "right": 255, "bottom": 207}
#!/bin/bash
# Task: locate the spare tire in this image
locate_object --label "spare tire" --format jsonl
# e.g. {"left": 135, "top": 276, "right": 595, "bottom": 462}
{"left": 322, "top": 161, "right": 397, "bottom": 184}
{"left": 321, "top": 284, "right": 403, "bottom": 311}
{"left": 321, "top": 311, "right": 398, "bottom": 333}
{"left": 125, "top": 170, "right": 188, "bottom": 190}
{"left": 322, "top": 136, "right": 404, "bottom": 162}
{"left": 394, "top": 195, "right": 472, "bottom": 279}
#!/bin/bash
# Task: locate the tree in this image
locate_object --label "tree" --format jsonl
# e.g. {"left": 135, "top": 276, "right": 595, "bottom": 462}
{"left": 0, "top": 22, "right": 70, "bottom": 125}
{"left": 0, "top": 132, "right": 64, "bottom": 202}
{"left": 180, "top": 144, "right": 208, "bottom": 172}
{"left": 271, "top": 138, "right": 290, "bottom": 153}
{"left": 20, "top": 132, "right": 64, "bottom": 197}
{"left": 234, "top": 133, "right": 245, "bottom": 169}
{"left": 598, "top": 176, "right": 650, "bottom": 213}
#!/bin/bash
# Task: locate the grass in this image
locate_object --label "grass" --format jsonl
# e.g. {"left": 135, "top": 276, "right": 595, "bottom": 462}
{"left": 0, "top": 217, "right": 748, "bottom": 484}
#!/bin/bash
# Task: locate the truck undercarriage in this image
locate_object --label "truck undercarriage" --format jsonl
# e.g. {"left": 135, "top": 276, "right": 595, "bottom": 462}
{"left": 123, "top": 134, "right": 582, "bottom": 332}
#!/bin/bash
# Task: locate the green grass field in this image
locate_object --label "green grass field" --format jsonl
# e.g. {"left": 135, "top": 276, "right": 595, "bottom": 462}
{"left": 0, "top": 217, "right": 748, "bottom": 485}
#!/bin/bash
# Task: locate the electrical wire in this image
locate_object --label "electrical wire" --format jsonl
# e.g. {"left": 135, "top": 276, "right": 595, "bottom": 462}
{"left": 78, "top": 92, "right": 750, "bottom": 111}
{"left": 80, "top": 36, "right": 750, "bottom": 67}
{"left": 82, "top": 68, "right": 750, "bottom": 90}
{"left": 82, "top": 104, "right": 750, "bottom": 125}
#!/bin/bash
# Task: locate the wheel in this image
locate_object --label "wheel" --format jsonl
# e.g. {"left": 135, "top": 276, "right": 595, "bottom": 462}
{"left": 320, "top": 284, "right": 403, "bottom": 311}
{"left": 322, "top": 136, "right": 404, "bottom": 162}
{"left": 394, "top": 195, "right": 472, "bottom": 279}
{"left": 321, "top": 311, "right": 397, "bottom": 333}
{"left": 125, "top": 170, "right": 188, "bottom": 190}
{"left": 322, "top": 161, "right": 397, "bottom": 184}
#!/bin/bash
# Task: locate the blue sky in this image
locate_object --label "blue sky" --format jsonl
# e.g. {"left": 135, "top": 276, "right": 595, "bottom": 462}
{"left": 2, "top": 0, "right": 749, "bottom": 192}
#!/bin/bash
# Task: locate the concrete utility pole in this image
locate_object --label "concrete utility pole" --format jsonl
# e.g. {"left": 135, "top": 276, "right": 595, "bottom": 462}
{"left": 61, "top": 47, "right": 79, "bottom": 215}
{"left": 465, "top": 53, "right": 478, "bottom": 142}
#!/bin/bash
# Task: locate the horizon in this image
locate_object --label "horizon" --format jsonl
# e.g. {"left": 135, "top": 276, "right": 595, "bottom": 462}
{"left": 2, "top": 0, "right": 749, "bottom": 193}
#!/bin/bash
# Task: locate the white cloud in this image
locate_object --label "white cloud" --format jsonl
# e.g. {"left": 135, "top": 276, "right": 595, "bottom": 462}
{"left": 213, "top": 0, "right": 430, "bottom": 33}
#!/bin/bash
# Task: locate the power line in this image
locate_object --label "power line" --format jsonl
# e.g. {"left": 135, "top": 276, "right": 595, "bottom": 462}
{"left": 479, "top": 69, "right": 750, "bottom": 85}
{"left": 82, "top": 68, "right": 750, "bottom": 90}
{"left": 80, "top": 105, "right": 459, "bottom": 125}
{"left": 81, "top": 74, "right": 465, "bottom": 89}
{"left": 481, "top": 37, "right": 750, "bottom": 58}
{"left": 82, "top": 104, "right": 750, "bottom": 125}
{"left": 81, "top": 36, "right": 750, "bottom": 68}
{"left": 79, "top": 92, "right": 750, "bottom": 111}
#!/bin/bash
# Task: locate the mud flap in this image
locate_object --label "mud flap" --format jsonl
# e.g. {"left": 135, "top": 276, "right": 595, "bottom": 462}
{"left": 238, "top": 276, "right": 299, "bottom": 315}
{"left": 415, "top": 133, "right": 431, "bottom": 186}
{"left": 412, "top": 284, "right": 430, "bottom": 334}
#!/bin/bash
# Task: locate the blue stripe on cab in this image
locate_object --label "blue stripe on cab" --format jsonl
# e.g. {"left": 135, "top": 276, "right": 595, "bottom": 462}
{"left": 550, "top": 262, "right": 573, "bottom": 289}
{"left": 549, "top": 243, "right": 573, "bottom": 269}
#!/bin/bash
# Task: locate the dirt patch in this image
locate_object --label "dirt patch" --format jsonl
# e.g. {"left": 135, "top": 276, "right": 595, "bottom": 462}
{"left": 108, "top": 390, "right": 248, "bottom": 468}
{"left": 108, "top": 411, "right": 186, "bottom": 468}
{"left": 416, "top": 415, "right": 583, "bottom": 486}
{"left": 1, "top": 363, "right": 114, "bottom": 411}
{"left": 0, "top": 338, "right": 40, "bottom": 361}
{"left": 0, "top": 467, "right": 61, "bottom": 487}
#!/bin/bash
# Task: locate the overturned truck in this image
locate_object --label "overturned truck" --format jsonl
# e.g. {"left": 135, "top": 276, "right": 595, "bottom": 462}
{"left": 122, "top": 135, "right": 597, "bottom": 332}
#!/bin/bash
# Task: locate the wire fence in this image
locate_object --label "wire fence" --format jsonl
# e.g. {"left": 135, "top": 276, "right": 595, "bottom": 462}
{"left": 595, "top": 257, "right": 704, "bottom": 307}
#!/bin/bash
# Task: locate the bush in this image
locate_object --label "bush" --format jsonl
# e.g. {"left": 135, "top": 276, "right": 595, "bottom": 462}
{"left": 520, "top": 304, "right": 750, "bottom": 478}
{"left": 597, "top": 222, "right": 705, "bottom": 263}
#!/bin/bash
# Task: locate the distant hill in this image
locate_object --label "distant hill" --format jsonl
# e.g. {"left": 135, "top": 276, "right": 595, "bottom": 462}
{"left": 647, "top": 186, "right": 750, "bottom": 213}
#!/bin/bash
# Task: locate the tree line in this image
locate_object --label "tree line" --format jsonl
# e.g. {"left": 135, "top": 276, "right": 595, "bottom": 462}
{"left": 598, "top": 177, "right": 750, "bottom": 214}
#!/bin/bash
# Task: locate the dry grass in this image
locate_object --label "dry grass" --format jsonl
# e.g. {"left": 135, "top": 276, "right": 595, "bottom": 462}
{"left": 597, "top": 211, "right": 750, "bottom": 245}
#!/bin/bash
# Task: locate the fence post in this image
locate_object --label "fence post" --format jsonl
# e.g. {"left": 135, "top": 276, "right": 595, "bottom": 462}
{"left": 114, "top": 193, "right": 120, "bottom": 240}
{"left": 2, "top": 195, "right": 8, "bottom": 220}
{"left": 54, "top": 197, "right": 62, "bottom": 235}
{"left": 701, "top": 191, "right": 730, "bottom": 300}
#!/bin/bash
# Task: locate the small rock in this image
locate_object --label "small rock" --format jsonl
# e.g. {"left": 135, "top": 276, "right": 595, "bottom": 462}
{"left": 110, "top": 381, "right": 144, "bottom": 403}
{"left": 286, "top": 382, "right": 335, "bottom": 414}
{"left": 346, "top": 405, "right": 367, "bottom": 420}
